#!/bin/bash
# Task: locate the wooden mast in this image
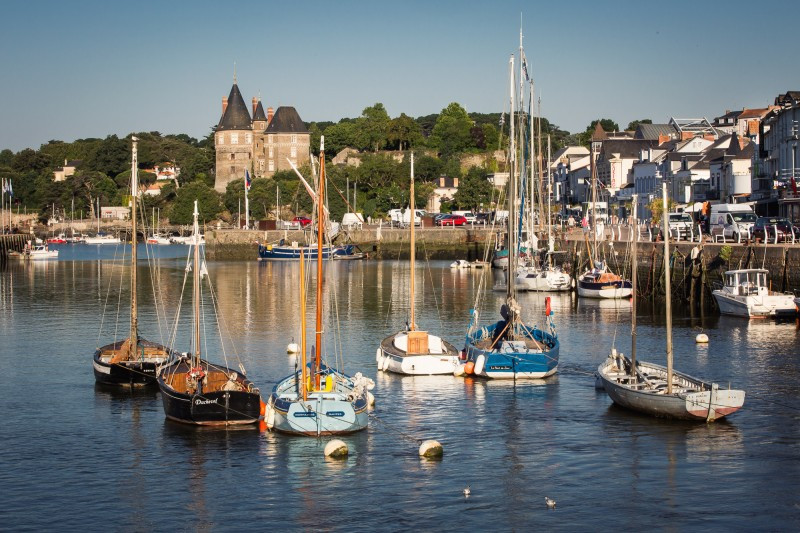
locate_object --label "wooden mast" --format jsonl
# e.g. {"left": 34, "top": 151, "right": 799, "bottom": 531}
{"left": 192, "top": 200, "right": 201, "bottom": 368}
{"left": 409, "top": 152, "right": 415, "bottom": 331}
{"left": 300, "top": 245, "right": 307, "bottom": 401}
{"left": 129, "top": 136, "right": 138, "bottom": 359}
{"left": 315, "top": 137, "right": 325, "bottom": 389}
{"left": 507, "top": 54, "right": 517, "bottom": 315}
{"left": 662, "top": 182, "right": 673, "bottom": 393}
{"left": 630, "top": 194, "right": 638, "bottom": 374}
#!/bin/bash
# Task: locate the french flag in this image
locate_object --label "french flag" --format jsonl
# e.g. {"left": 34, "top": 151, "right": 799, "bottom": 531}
{"left": 245, "top": 170, "right": 252, "bottom": 191}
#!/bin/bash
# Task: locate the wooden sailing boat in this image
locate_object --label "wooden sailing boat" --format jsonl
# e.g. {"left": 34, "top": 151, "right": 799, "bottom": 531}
{"left": 576, "top": 125, "right": 631, "bottom": 299}
{"left": 157, "top": 200, "right": 262, "bottom": 425}
{"left": 376, "top": 153, "right": 460, "bottom": 375}
{"left": 463, "top": 49, "right": 559, "bottom": 379}
{"left": 93, "top": 137, "right": 172, "bottom": 386}
{"left": 265, "top": 137, "right": 372, "bottom": 435}
{"left": 596, "top": 187, "right": 745, "bottom": 421}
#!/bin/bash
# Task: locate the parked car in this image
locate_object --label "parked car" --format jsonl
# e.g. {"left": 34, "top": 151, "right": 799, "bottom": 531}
{"left": 452, "top": 210, "right": 476, "bottom": 223}
{"left": 752, "top": 217, "right": 796, "bottom": 243}
{"left": 293, "top": 216, "right": 312, "bottom": 228}
{"left": 436, "top": 214, "right": 467, "bottom": 227}
{"left": 475, "top": 212, "right": 492, "bottom": 225}
{"left": 668, "top": 212, "right": 694, "bottom": 239}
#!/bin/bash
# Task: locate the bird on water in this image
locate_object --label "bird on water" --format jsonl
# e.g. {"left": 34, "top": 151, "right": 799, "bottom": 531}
{"left": 545, "top": 496, "right": 556, "bottom": 509}
{"left": 463, "top": 486, "right": 471, "bottom": 497}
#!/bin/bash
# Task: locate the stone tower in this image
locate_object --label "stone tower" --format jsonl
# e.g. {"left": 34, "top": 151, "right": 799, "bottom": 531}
{"left": 254, "top": 106, "right": 311, "bottom": 177}
{"left": 214, "top": 81, "right": 253, "bottom": 192}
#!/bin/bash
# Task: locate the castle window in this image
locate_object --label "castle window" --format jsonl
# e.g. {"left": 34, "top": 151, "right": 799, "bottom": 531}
{"left": 290, "top": 146, "right": 297, "bottom": 158}
{"left": 230, "top": 153, "right": 235, "bottom": 160}
{"left": 291, "top": 135, "right": 297, "bottom": 144}
{"left": 259, "top": 160, "right": 265, "bottom": 170}
{"left": 245, "top": 133, "right": 252, "bottom": 144}
{"left": 269, "top": 147, "right": 273, "bottom": 158}
{"left": 217, "top": 133, "right": 224, "bottom": 145}
{"left": 231, "top": 133, "right": 239, "bottom": 145}
{"left": 230, "top": 166, "right": 235, "bottom": 173}
{"left": 268, "top": 135, "right": 273, "bottom": 145}
{"left": 269, "top": 160, "right": 274, "bottom": 172}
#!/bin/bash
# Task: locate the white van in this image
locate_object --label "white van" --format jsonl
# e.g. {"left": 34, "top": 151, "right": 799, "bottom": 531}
{"left": 389, "top": 208, "right": 425, "bottom": 227}
{"left": 452, "top": 210, "right": 476, "bottom": 223}
{"left": 709, "top": 204, "right": 757, "bottom": 241}
{"left": 341, "top": 212, "right": 364, "bottom": 230}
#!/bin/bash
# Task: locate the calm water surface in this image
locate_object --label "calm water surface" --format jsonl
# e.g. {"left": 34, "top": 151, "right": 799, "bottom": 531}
{"left": 1, "top": 244, "right": 799, "bottom": 531}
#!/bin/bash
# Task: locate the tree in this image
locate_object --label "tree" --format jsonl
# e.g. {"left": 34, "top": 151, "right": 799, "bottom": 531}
{"left": 452, "top": 166, "right": 493, "bottom": 211}
{"left": 386, "top": 113, "right": 422, "bottom": 151}
{"left": 576, "top": 118, "right": 620, "bottom": 147}
{"left": 430, "top": 103, "right": 474, "bottom": 158}
{"left": 86, "top": 135, "right": 129, "bottom": 177}
{"left": 647, "top": 196, "right": 676, "bottom": 226}
{"left": 323, "top": 119, "right": 366, "bottom": 156}
{"left": 414, "top": 155, "right": 443, "bottom": 183}
{"left": 482, "top": 123, "right": 500, "bottom": 151}
{"left": 169, "top": 181, "right": 222, "bottom": 224}
{"left": 627, "top": 119, "right": 652, "bottom": 132}
{"left": 12, "top": 148, "right": 51, "bottom": 173}
{"left": 358, "top": 103, "right": 390, "bottom": 152}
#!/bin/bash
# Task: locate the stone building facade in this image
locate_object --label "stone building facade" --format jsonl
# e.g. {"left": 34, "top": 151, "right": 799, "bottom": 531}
{"left": 214, "top": 80, "right": 310, "bottom": 192}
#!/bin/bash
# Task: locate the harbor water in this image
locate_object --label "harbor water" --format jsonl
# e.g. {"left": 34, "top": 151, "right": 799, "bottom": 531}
{"left": 1, "top": 245, "right": 799, "bottom": 530}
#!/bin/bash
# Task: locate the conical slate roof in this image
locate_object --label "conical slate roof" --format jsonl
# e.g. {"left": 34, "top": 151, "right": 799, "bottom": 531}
{"left": 265, "top": 106, "right": 308, "bottom": 134}
{"left": 217, "top": 83, "right": 252, "bottom": 131}
{"left": 253, "top": 100, "right": 268, "bottom": 122}
{"left": 591, "top": 122, "right": 608, "bottom": 141}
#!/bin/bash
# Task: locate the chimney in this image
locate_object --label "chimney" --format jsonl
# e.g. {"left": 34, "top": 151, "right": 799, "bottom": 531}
{"left": 704, "top": 134, "right": 715, "bottom": 141}
{"left": 222, "top": 97, "right": 228, "bottom": 115}
{"left": 681, "top": 132, "right": 693, "bottom": 141}
{"left": 267, "top": 107, "right": 274, "bottom": 124}
{"left": 658, "top": 134, "right": 670, "bottom": 146}
{"left": 252, "top": 97, "right": 258, "bottom": 115}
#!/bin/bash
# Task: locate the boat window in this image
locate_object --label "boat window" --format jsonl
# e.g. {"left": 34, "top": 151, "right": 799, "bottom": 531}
{"left": 758, "top": 272, "right": 766, "bottom": 287}
{"left": 726, "top": 273, "right": 734, "bottom": 286}
{"left": 737, "top": 273, "right": 747, "bottom": 286}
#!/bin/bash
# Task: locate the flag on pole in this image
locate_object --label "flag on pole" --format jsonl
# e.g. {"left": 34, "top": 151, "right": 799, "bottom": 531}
{"left": 7, "top": 179, "right": 12, "bottom": 197}
{"left": 245, "top": 170, "right": 251, "bottom": 191}
{"left": 1, "top": 177, "right": 7, "bottom": 194}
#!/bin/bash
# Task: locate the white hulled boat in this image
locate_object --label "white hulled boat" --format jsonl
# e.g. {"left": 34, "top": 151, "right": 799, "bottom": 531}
{"left": 712, "top": 269, "right": 796, "bottom": 318}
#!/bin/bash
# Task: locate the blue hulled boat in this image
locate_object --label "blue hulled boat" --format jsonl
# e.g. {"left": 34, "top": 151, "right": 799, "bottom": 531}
{"left": 257, "top": 242, "right": 358, "bottom": 261}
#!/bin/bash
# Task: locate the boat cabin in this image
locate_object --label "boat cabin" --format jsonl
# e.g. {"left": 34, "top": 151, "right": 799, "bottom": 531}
{"left": 723, "top": 269, "right": 768, "bottom": 296}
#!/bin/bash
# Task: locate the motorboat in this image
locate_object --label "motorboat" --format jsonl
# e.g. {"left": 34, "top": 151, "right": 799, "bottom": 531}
{"left": 712, "top": 269, "right": 797, "bottom": 318}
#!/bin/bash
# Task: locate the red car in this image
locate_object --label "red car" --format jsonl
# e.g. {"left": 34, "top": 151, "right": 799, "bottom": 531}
{"left": 293, "top": 216, "right": 312, "bottom": 228}
{"left": 436, "top": 214, "right": 467, "bottom": 227}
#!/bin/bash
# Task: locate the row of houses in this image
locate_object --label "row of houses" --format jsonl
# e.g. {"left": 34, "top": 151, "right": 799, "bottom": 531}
{"left": 551, "top": 91, "right": 800, "bottom": 222}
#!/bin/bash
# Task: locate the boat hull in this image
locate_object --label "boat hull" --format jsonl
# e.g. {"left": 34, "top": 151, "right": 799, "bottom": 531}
{"left": 157, "top": 359, "right": 261, "bottom": 426}
{"left": 597, "top": 356, "right": 745, "bottom": 421}
{"left": 465, "top": 321, "right": 559, "bottom": 379}
{"left": 257, "top": 244, "right": 356, "bottom": 261}
{"left": 577, "top": 278, "right": 632, "bottom": 299}
{"left": 378, "top": 333, "right": 460, "bottom": 375}
{"left": 265, "top": 368, "right": 369, "bottom": 436}
{"left": 712, "top": 290, "right": 797, "bottom": 318}
{"left": 516, "top": 268, "right": 572, "bottom": 292}
{"left": 93, "top": 339, "right": 171, "bottom": 387}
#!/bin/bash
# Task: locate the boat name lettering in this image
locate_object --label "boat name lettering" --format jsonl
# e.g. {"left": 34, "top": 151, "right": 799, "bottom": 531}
{"left": 293, "top": 411, "right": 316, "bottom": 418}
{"left": 194, "top": 398, "right": 218, "bottom": 405}
{"left": 325, "top": 411, "right": 345, "bottom": 417}
{"left": 489, "top": 365, "right": 511, "bottom": 370}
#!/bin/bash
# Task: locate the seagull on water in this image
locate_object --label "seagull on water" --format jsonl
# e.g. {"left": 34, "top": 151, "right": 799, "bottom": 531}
{"left": 463, "top": 486, "right": 471, "bottom": 497}
{"left": 545, "top": 496, "right": 556, "bottom": 509}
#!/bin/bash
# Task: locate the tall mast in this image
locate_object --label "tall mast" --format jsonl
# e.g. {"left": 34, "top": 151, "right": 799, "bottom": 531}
{"left": 508, "top": 54, "right": 517, "bottom": 306}
{"left": 315, "top": 137, "right": 325, "bottom": 388}
{"left": 300, "top": 246, "right": 307, "bottom": 401}
{"left": 129, "top": 137, "right": 139, "bottom": 357}
{"left": 630, "top": 194, "right": 638, "bottom": 374}
{"left": 662, "top": 182, "right": 673, "bottom": 393}
{"left": 409, "top": 152, "right": 416, "bottom": 331}
{"left": 547, "top": 134, "right": 553, "bottom": 255}
{"left": 537, "top": 97, "right": 544, "bottom": 235}
{"left": 192, "top": 200, "right": 201, "bottom": 367}
{"left": 590, "top": 132, "right": 598, "bottom": 263}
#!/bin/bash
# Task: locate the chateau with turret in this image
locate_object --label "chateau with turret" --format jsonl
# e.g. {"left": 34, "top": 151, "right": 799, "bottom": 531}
{"left": 214, "top": 78, "right": 310, "bottom": 192}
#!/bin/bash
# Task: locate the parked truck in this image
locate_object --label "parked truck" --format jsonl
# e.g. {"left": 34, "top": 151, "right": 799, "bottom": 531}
{"left": 708, "top": 203, "right": 757, "bottom": 241}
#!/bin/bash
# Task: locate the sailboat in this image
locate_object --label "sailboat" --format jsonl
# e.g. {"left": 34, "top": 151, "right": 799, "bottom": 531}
{"left": 156, "top": 200, "right": 262, "bottom": 425}
{"left": 376, "top": 153, "right": 460, "bottom": 375}
{"left": 596, "top": 187, "right": 745, "bottom": 421}
{"left": 85, "top": 197, "right": 122, "bottom": 245}
{"left": 93, "top": 137, "right": 172, "bottom": 386}
{"left": 463, "top": 46, "right": 559, "bottom": 380}
{"left": 265, "top": 137, "right": 373, "bottom": 435}
{"left": 576, "top": 128, "right": 631, "bottom": 299}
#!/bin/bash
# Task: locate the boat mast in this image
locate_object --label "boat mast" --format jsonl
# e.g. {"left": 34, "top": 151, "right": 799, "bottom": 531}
{"left": 661, "top": 182, "right": 673, "bottom": 393}
{"left": 129, "top": 137, "right": 139, "bottom": 357}
{"left": 630, "top": 194, "right": 638, "bottom": 374}
{"left": 192, "top": 200, "right": 201, "bottom": 368}
{"left": 547, "top": 134, "right": 553, "bottom": 256}
{"left": 315, "top": 137, "right": 325, "bottom": 388}
{"left": 507, "top": 53, "right": 518, "bottom": 317}
{"left": 409, "top": 152, "right": 416, "bottom": 331}
{"left": 300, "top": 246, "right": 307, "bottom": 401}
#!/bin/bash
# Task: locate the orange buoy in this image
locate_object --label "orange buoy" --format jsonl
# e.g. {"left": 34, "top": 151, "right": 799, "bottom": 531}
{"left": 464, "top": 361, "right": 475, "bottom": 375}
{"left": 259, "top": 399, "right": 267, "bottom": 417}
{"left": 258, "top": 420, "right": 267, "bottom": 432}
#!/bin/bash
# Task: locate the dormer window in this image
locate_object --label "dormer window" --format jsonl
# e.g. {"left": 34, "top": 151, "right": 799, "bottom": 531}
{"left": 231, "top": 133, "right": 239, "bottom": 145}
{"left": 245, "top": 133, "right": 252, "bottom": 144}
{"left": 217, "top": 133, "right": 224, "bottom": 145}
{"left": 291, "top": 135, "right": 297, "bottom": 144}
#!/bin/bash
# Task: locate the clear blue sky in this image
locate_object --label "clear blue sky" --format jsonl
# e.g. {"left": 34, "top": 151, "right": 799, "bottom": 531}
{"left": 1, "top": 0, "right": 798, "bottom": 152}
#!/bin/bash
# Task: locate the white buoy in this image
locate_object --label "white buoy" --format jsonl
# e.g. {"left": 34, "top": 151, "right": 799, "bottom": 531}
{"left": 545, "top": 496, "right": 556, "bottom": 509}
{"left": 324, "top": 439, "right": 348, "bottom": 459}
{"left": 453, "top": 364, "right": 466, "bottom": 377}
{"left": 695, "top": 333, "right": 709, "bottom": 344}
{"left": 419, "top": 439, "right": 443, "bottom": 458}
{"left": 287, "top": 342, "right": 299, "bottom": 354}
{"left": 367, "top": 391, "right": 375, "bottom": 407}
{"left": 375, "top": 348, "right": 382, "bottom": 363}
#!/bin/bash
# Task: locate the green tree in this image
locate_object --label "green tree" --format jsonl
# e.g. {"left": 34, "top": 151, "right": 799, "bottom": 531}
{"left": 627, "top": 119, "right": 652, "bottom": 131}
{"left": 647, "top": 196, "right": 676, "bottom": 226}
{"left": 430, "top": 103, "right": 474, "bottom": 158}
{"left": 359, "top": 103, "right": 390, "bottom": 152}
{"left": 452, "top": 166, "right": 493, "bottom": 211}
{"left": 169, "top": 181, "right": 222, "bottom": 224}
{"left": 86, "top": 135, "right": 129, "bottom": 177}
{"left": 386, "top": 113, "right": 422, "bottom": 151}
{"left": 482, "top": 123, "right": 500, "bottom": 151}
{"left": 13, "top": 148, "right": 51, "bottom": 173}
{"left": 0, "top": 149, "right": 14, "bottom": 167}
{"left": 323, "top": 119, "right": 366, "bottom": 156}
{"left": 413, "top": 155, "right": 443, "bottom": 183}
